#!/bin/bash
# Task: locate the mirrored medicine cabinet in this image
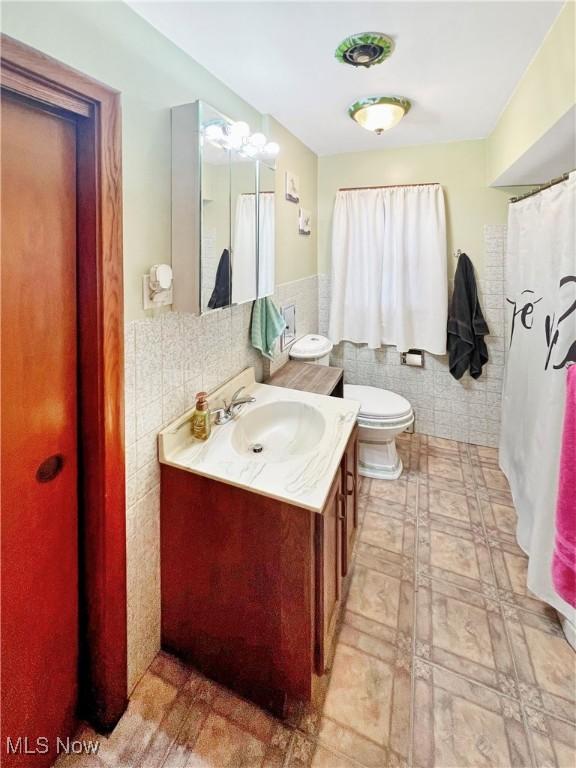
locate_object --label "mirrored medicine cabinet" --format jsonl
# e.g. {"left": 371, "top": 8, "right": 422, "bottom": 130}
{"left": 171, "top": 100, "right": 277, "bottom": 315}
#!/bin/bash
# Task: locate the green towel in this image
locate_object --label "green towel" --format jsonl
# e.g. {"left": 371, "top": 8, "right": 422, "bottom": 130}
{"left": 250, "top": 297, "right": 286, "bottom": 360}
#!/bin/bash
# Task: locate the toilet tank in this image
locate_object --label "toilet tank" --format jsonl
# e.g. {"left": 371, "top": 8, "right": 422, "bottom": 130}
{"left": 289, "top": 334, "right": 333, "bottom": 366}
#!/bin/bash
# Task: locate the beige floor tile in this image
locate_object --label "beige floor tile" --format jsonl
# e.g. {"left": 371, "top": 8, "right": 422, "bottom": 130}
{"left": 346, "top": 564, "right": 401, "bottom": 628}
{"left": 323, "top": 643, "right": 393, "bottom": 746}
{"left": 418, "top": 518, "right": 495, "bottom": 594}
{"left": 360, "top": 508, "right": 405, "bottom": 554}
{"left": 369, "top": 477, "right": 408, "bottom": 505}
{"left": 426, "top": 436, "right": 461, "bottom": 454}
{"left": 57, "top": 433, "right": 576, "bottom": 768}
{"left": 428, "top": 486, "right": 471, "bottom": 523}
{"left": 187, "top": 712, "right": 266, "bottom": 767}
{"left": 316, "top": 717, "right": 387, "bottom": 767}
{"left": 479, "top": 496, "right": 518, "bottom": 544}
{"left": 413, "top": 662, "right": 531, "bottom": 768}
{"left": 212, "top": 685, "right": 277, "bottom": 742}
{"left": 490, "top": 538, "right": 550, "bottom": 614}
{"left": 426, "top": 454, "right": 464, "bottom": 482}
{"left": 416, "top": 578, "right": 516, "bottom": 695}
{"left": 525, "top": 708, "right": 576, "bottom": 768}
{"left": 470, "top": 444, "right": 500, "bottom": 466}
{"left": 262, "top": 723, "right": 294, "bottom": 768}
{"left": 331, "top": 621, "right": 412, "bottom": 762}
{"left": 89, "top": 668, "right": 184, "bottom": 767}
{"left": 505, "top": 608, "right": 576, "bottom": 724}
{"left": 358, "top": 500, "right": 416, "bottom": 570}
{"left": 310, "top": 744, "right": 359, "bottom": 768}
{"left": 481, "top": 466, "right": 511, "bottom": 492}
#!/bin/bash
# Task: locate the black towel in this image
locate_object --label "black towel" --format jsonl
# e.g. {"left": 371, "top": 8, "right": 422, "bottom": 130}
{"left": 208, "top": 248, "right": 231, "bottom": 309}
{"left": 447, "top": 253, "right": 489, "bottom": 379}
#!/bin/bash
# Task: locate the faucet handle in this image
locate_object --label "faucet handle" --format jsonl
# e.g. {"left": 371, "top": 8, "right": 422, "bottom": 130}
{"left": 230, "top": 386, "right": 246, "bottom": 404}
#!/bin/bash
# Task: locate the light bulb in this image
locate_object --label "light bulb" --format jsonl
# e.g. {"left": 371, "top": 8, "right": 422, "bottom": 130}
{"left": 249, "top": 132, "right": 267, "bottom": 148}
{"left": 229, "top": 121, "right": 250, "bottom": 140}
{"left": 227, "top": 133, "right": 243, "bottom": 150}
{"left": 263, "top": 142, "right": 280, "bottom": 157}
{"left": 204, "top": 123, "right": 224, "bottom": 144}
{"left": 241, "top": 144, "right": 258, "bottom": 158}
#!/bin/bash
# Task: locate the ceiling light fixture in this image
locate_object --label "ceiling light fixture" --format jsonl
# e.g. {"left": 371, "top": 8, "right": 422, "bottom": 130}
{"left": 335, "top": 32, "right": 394, "bottom": 68}
{"left": 348, "top": 97, "right": 411, "bottom": 134}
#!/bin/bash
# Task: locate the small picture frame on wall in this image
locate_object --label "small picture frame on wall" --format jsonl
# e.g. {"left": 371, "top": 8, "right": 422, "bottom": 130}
{"left": 298, "top": 207, "right": 311, "bottom": 236}
{"left": 285, "top": 171, "right": 300, "bottom": 203}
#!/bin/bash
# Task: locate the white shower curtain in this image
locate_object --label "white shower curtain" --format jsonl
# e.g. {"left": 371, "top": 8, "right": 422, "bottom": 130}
{"left": 500, "top": 171, "right": 576, "bottom": 621}
{"left": 328, "top": 184, "right": 447, "bottom": 353}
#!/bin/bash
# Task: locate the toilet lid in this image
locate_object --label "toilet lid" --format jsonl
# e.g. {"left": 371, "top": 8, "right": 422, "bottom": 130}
{"left": 290, "top": 334, "right": 333, "bottom": 359}
{"left": 344, "top": 384, "right": 412, "bottom": 419}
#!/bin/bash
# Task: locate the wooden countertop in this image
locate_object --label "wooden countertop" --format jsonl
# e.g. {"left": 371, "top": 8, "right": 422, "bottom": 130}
{"left": 265, "top": 360, "right": 344, "bottom": 397}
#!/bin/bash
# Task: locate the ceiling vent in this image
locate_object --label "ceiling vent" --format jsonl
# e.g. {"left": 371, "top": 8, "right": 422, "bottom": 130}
{"left": 335, "top": 33, "right": 394, "bottom": 68}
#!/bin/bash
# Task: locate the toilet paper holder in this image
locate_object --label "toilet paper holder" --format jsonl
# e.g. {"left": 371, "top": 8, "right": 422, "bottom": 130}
{"left": 401, "top": 349, "right": 424, "bottom": 367}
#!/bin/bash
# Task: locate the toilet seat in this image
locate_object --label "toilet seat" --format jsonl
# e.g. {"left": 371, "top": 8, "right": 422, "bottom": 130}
{"left": 344, "top": 384, "right": 413, "bottom": 422}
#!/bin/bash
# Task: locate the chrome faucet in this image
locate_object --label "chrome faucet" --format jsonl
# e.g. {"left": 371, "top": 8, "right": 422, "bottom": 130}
{"left": 212, "top": 386, "right": 256, "bottom": 425}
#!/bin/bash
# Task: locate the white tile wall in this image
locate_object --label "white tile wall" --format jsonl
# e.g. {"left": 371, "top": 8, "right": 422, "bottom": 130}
{"left": 123, "top": 274, "right": 319, "bottom": 691}
{"left": 265, "top": 275, "right": 320, "bottom": 375}
{"left": 320, "top": 225, "right": 507, "bottom": 449}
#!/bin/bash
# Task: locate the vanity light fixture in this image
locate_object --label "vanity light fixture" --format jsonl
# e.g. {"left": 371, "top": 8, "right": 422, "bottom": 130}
{"left": 203, "top": 119, "right": 279, "bottom": 159}
{"left": 348, "top": 96, "right": 411, "bottom": 134}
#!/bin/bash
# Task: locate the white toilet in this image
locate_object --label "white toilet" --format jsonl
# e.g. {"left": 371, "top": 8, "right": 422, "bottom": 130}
{"left": 289, "top": 335, "right": 415, "bottom": 480}
{"left": 344, "top": 384, "right": 414, "bottom": 480}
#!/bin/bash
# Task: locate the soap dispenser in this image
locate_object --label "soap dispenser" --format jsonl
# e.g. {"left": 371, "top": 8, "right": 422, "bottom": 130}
{"left": 191, "top": 391, "right": 211, "bottom": 441}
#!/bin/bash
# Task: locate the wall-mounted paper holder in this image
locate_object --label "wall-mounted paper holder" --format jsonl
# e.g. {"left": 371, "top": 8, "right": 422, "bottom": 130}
{"left": 401, "top": 349, "right": 424, "bottom": 367}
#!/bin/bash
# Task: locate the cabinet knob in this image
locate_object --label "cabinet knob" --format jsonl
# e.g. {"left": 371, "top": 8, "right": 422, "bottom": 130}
{"left": 36, "top": 454, "right": 64, "bottom": 483}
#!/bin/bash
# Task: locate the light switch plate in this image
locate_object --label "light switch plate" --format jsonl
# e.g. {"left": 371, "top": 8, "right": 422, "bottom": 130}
{"left": 280, "top": 304, "right": 296, "bottom": 351}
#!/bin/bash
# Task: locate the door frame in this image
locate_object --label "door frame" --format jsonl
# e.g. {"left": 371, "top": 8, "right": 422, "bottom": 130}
{"left": 1, "top": 35, "right": 127, "bottom": 729}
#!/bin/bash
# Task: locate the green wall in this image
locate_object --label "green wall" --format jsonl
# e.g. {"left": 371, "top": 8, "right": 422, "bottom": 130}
{"left": 2, "top": 1, "right": 318, "bottom": 319}
{"left": 265, "top": 117, "right": 319, "bottom": 284}
{"left": 487, "top": 1, "right": 575, "bottom": 185}
{"left": 318, "top": 140, "right": 515, "bottom": 279}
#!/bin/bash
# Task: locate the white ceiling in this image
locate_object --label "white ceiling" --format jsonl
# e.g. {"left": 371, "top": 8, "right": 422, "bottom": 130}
{"left": 131, "top": 1, "right": 563, "bottom": 156}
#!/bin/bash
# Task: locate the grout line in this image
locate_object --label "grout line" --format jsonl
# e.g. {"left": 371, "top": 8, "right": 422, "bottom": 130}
{"left": 408, "top": 450, "right": 421, "bottom": 768}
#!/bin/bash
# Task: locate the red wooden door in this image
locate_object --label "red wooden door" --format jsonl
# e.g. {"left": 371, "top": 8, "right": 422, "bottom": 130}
{"left": 1, "top": 93, "right": 79, "bottom": 767}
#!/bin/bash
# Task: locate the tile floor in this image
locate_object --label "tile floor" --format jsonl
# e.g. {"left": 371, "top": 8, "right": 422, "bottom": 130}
{"left": 58, "top": 434, "right": 575, "bottom": 768}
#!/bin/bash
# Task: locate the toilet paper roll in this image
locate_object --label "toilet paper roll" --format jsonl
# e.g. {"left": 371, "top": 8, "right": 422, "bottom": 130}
{"left": 405, "top": 352, "right": 423, "bottom": 367}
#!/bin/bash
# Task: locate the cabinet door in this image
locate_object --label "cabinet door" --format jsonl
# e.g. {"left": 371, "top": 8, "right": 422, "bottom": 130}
{"left": 315, "top": 472, "right": 343, "bottom": 675}
{"left": 341, "top": 426, "right": 359, "bottom": 577}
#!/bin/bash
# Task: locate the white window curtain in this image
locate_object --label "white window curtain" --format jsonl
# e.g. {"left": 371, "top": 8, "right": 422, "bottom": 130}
{"left": 328, "top": 184, "right": 448, "bottom": 353}
{"left": 232, "top": 193, "right": 257, "bottom": 305}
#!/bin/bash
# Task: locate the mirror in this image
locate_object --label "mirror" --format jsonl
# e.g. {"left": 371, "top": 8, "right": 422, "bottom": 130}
{"left": 230, "top": 150, "right": 257, "bottom": 305}
{"left": 257, "top": 162, "right": 275, "bottom": 298}
{"left": 201, "top": 119, "right": 232, "bottom": 312}
{"left": 171, "top": 100, "right": 277, "bottom": 315}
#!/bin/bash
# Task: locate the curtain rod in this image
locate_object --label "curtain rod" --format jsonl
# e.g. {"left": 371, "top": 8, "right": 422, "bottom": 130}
{"left": 509, "top": 170, "right": 573, "bottom": 204}
{"left": 338, "top": 182, "right": 440, "bottom": 191}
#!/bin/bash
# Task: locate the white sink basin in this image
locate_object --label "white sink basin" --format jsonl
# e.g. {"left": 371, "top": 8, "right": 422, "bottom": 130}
{"left": 231, "top": 401, "right": 326, "bottom": 462}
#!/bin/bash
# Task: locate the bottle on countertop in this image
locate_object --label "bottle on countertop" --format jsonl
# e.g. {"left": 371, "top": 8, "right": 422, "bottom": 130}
{"left": 191, "top": 391, "right": 211, "bottom": 441}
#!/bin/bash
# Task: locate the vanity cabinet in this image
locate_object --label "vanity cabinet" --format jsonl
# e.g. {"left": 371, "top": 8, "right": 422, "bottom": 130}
{"left": 160, "top": 425, "right": 358, "bottom": 715}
